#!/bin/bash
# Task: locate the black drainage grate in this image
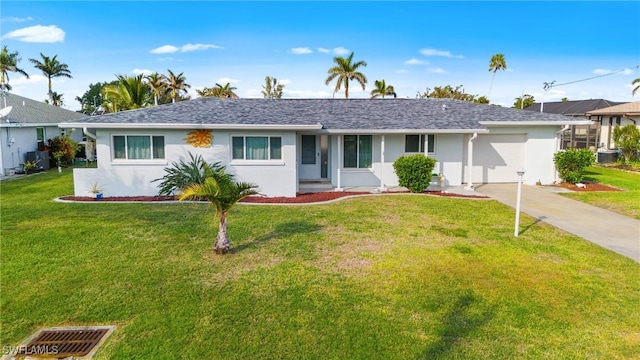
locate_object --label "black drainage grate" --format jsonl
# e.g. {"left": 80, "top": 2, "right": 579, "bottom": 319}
{"left": 15, "top": 328, "right": 109, "bottom": 358}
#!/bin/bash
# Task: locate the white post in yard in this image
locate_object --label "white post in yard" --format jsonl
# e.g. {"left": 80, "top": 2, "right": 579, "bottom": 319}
{"left": 465, "top": 133, "right": 478, "bottom": 190}
{"left": 379, "top": 135, "right": 386, "bottom": 192}
{"left": 514, "top": 168, "right": 526, "bottom": 237}
{"left": 336, "top": 134, "right": 342, "bottom": 191}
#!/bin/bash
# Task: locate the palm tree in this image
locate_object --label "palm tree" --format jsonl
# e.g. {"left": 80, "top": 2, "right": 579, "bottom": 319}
{"left": 632, "top": 77, "right": 640, "bottom": 96}
{"left": 45, "top": 92, "right": 64, "bottom": 107}
{"left": 101, "top": 74, "right": 151, "bottom": 112}
{"left": 261, "top": 76, "right": 284, "bottom": 99}
{"left": 370, "top": 79, "right": 395, "bottom": 99}
{"left": 163, "top": 69, "right": 190, "bottom": 103}
{"left": 198, "top": 83, "right": 238, "bottom": 98}
{"left": 488, "top": 53, "right": 507, "bottom": 101}
{"left": 325, "top": 52, "right": 367, "bottom": 98}
{"left": 29, "top": 53, "right": 72, "bottom": 105}
{"left": 145, "top": 72, "right": 167, "bottom": 106}
{"left": 179, "top": 166, "right": 259, "bottom": 254}
{"left": 0, "top": 46, "right": 29, "bottom": 92}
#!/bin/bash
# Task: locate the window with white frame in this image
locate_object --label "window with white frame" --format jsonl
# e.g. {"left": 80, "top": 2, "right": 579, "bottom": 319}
{"left": 344, "top": 135, "right": 372, "bottom": 168}
{"left": 36, "top": 127, "right": 45, "bottom": 142}
{"left": 405, "top": 134, "right": 435, "bottom": 153}
{"left": 232, "top": 136, "right": 282, "bottom": 160}
{"left": 113, "top": 135, "right": 165, "bottom": 160}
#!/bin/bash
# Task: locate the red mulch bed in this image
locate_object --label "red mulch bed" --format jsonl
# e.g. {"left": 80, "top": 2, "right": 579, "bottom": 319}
{"left": 59, "top": 191, "right": 488, "bottom": 204}
{"left": 554, "top": 182, "right": 621, "bottom": 192}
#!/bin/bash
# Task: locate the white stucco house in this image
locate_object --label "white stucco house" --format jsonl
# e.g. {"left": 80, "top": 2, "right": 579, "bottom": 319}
{"left": 587, "top": 101, "right": 640, "bottom": 150}
{"left": 59, "top": 98, "right": 591, "bottom": 198}
{"left": 0, "top": 92, "right": 85, "bottom": 176}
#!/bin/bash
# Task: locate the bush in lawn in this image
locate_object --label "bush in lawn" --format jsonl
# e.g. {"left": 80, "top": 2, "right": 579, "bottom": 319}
{"left": 613, "top": 124, "right": 640, "bottom": 163}
{"left": 48, "top": 133, "right": 79, "bottom": 166}
{"left": 553, "top": 148, "right": 595, "bottom": 184}
{"left": 393, "top": 154, "right": 437, "bottom": 193}
{"left": 152, "top": 152, "right": 226, "bottom": 196}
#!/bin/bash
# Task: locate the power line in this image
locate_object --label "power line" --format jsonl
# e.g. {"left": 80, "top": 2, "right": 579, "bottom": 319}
{"left": 546, "top": 64, "right": 639, "bottom": 89}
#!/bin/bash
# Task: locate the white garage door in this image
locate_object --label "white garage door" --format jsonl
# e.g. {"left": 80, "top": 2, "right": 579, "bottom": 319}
{"left": 471, "top": 134, "right": 526, "bottom": 183}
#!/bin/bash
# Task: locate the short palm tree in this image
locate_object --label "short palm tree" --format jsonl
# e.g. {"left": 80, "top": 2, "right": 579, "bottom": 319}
{"left": 198, "top": 83, "right": 238, "bottom": 98}
{"left": 325, "top": 52, "right": 367, "bottom": 98}
{"left": 488, "top": 53, "right": 507, "bottom": 100}
{"left": 261, "top": 76, "right": 284, "bottom": 99}
{"left": 632, "top": 77, "right": 640, "bottom": 96}
{"left": 179, "top": 168, "right": 259, "bottom": 254}
{"left": 370, "top": 79, "right": 396, "bottom": 99}
{"left": 45, "top": 91, "right": 64, "bottom": 107}
{"left": 145, "top": 72, "right": 167, "bottom": 106}
{"left": 0, "top": 46, "right": 29, "bottom": 92}
{"left": 29, "top": 53, "right": 72, "bottom": 105}
{"left": 163, "top": 69, "right": 191, "bottom": 103}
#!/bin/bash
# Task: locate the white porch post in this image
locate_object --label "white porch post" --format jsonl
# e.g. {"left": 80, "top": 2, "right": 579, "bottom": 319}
{"left": 465, "top": 133, "right": 478, "bottom": 190}
{"left": 424, "top": 134, "right": 428, "bottom": 156}
{"left": 379, "top": 135, "right": 386, "bottom": 192}
{"left": 335, "top": 134, "right": 343, "bottom": 191}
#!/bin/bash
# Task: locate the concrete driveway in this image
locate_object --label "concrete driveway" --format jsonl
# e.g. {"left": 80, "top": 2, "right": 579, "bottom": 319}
{"left": 475, "top": 184, "right": 640, "bottom": 263}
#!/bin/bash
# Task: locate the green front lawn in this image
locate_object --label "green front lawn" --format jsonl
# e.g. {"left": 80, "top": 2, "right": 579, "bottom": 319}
{"left": 562, "top": 166, "right": 640, "bottom": 219}
{"left": 1, "top": 171, "right": 639, "bottom": 359}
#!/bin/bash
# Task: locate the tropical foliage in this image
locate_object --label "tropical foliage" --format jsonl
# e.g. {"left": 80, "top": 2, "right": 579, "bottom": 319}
{"left": 613, "top": 124, "right": 640, "bottom": 163}
{"left": 513, "top": 94, "right": 535, "bottom": 109}
{"left": 553, "top": 148, "right": 595, "bottom": 184}
{"left": 197, "top": 83, "right": 238, "bottom": 98}
{"left": 75, "top": 81, "right": 110, "bottom": 114}
{"left": 261, "top": 76, "right": 284, "bottom": 99}
{"left": 370, "top": 79, "right": 395, "bottom": 99}
{"left": 325, "top": 51, "right": 367, "bottom": 98}
{"left": 178, "top": 163, "right": 259, "bottom": 254}
{"left": 153, "top": 152, "right": 225, "bottom": 196}
{"left": 0, "top": 46, "right": 29, "bottom": 91}
{"left": 47, "top": 132, "right": 79, "bottom": 166}
{"left": 44, "top": 91, "right": 64, "bottom": 107}
{"left": 417, "top": 85, "right": 488, "bottom": 103}
{"left": 101, "top": 74, "right": 151, "bottom": 112}
{"left": 632, "top": 77, "right": 640, "bottom": 96}
{"left": 146, "top": 72, "right": 168, "bottom": 106}
{"left": 164, "top": 69, "right": 191, "bottom": 103}
{"left": 488, "top": 53, "right": 507, "bottom": 100}
{"left": 28, "top": 53, "right": 72, "bottom": 105}
{"left": 393, "top": 154, "right": 437, "bottom": 193}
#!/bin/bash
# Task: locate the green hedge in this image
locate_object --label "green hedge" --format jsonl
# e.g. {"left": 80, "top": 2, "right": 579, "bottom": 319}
{"left": 393, "top": 154, "right": 437, "bottom": 193}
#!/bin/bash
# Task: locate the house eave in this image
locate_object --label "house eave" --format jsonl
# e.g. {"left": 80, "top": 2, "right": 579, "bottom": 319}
{"left": 479, "top": 120, "right": 594, "bottom": 126}
{"left": 0, "top": 122, "right": 61, "bottom": 128}
{"left": 59, "top": 123, "right": 324, "bottom": 131}
{"left": 320, "top": 128, "right": 489, "bottom": 134}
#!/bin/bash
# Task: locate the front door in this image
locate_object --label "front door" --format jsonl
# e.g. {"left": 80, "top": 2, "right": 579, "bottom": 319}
{"left": 299, "top": 135, "right": 320, "bottom": 179}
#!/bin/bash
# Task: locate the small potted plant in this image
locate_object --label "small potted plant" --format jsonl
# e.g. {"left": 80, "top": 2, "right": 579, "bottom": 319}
{"left": 89, "top": 182, "right": 104, "bottom": 200}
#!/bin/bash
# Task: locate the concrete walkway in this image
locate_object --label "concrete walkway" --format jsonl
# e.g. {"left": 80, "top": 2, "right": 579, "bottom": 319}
{"left": 475, "top": 184, "right": 640, "bottom": 263}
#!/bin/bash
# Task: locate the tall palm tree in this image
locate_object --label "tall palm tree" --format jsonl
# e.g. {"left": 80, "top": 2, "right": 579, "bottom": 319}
{"left": 101, "top": 74, "right": 151, "bottom": 112}
{"left": 370, "top": 79, "right": 395, "bottom": 99}
{"left": 145, "top": 72, "right": 167, "bottom": 106}
{"left": 261, "top": 76, "right": 284, "bottom": 99}
{"left": 163, "top": 69, "right": 190, "bottom": 103}
{"left": 0, "top": 46, "right": 29, "bottom": 92}
{"left": 632, "top": 77, "right": 640, "bottom": 96}
{"left": 488, "top": 53, "right": 507, "bottom": 101}
{"left": 29, "top": 53, "right": 72, "bottom": 104}
{"left": 325, "top": 51, "right": 367, "bottom": 98}
{"left": 179, "top": 167, "right": 259, "bottom": 254}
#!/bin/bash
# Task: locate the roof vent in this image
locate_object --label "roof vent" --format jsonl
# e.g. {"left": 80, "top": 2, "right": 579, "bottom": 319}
{"left": 442, "top": 104, "right": 448, "bottom": 110}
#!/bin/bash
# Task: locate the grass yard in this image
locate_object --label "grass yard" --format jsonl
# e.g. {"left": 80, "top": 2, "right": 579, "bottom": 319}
{"left": 1, "top": 170, "right": 639, "bottom": 359}
{"left": 563, "top": 166, "right": 640, "bottom": 219}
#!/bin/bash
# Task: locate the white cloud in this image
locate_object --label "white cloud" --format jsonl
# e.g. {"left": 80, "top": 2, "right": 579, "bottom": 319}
{"left": 279, "top": 79, "right": 292, "bottom": 85}
{"left": 291, "top": 47, "right": 313, "bottom": 55}
{"left": 217, "top": 77, "right": 240, "bottom": 84}
{"left": 621, "top": 68, "right": 634, "bottom": 75}
{"left": 151, "top": 45, "right": 179, "bottom": 54}
{"left": 11, "top": 74, "right": 47, "bottom": 86}
{"left": 133, "top": 69, "right": 153, "bottom": 76}
{"left": 332, "top": 46, "right": 350, "bottom": 55}
{"left": 593, "top": 69, "right": 613, "bottom": 75}
{"left": 405, "top": 58, "right": 427, "bottom": 65}
{"left": 395, "top": 69, "right": 409, "bottom": 74}
{"left": 317, "top": 47, "right": 330, "bottom": 54}
{"left": 419, "top": 48, "right": 463, "bottom": 58}
{"left": 2, "top": 16, "right": 34, "bottom": 23}
{"left": 428, "top": 67, "right": 448, "bottom": 74}
{"left": 3, "top": 24, "right": 65, "bottom": 43}
{"left": 150, "top": 43, "right": 221, "bottom": 54}
{"left": 285, "top": 89, "right": 333, "bottom": 98}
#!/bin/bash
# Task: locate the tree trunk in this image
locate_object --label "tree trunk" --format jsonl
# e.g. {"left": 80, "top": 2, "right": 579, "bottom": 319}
{"left": 345, "top": 79, "right": 349, "bottom": 99}
{"left": 214, "top": 212, "right": 230, "bottom": 254}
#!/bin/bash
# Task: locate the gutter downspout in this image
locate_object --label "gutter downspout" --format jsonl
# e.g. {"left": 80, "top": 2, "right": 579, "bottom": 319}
{"left": 554, "top": 125, "right": 570, "bottom": 183}
{"left": 379, "top": 135, "right": 386, "bottom": 192}
{"left": 335, "top": 135, "right": 343, "bottom": 192}
{"left": 83, "top": 127, "right": 96, "bottom": 140}
{"left": 465, "top": 133, "right": 478, "bottom": 190}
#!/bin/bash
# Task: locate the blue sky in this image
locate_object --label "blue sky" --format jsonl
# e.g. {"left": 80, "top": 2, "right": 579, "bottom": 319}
{"left": 1, "top": 1, "right": 639, "bottom": 111}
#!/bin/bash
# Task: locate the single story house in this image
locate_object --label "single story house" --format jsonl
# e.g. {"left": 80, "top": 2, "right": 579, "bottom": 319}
{"left": 524, "top": 99, "right": 624, "bottom": 149}
{"left": 586, "top": 101, "right": 640, "bottom": 150}
{"left": 60, "top": 98, "right": 591, "bottom": 198}
{"left": 0, "top": 92, "right": 86, "bottom": 176}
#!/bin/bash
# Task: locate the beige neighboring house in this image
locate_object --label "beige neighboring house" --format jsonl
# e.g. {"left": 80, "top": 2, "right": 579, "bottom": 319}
{"left": 587, "top": 101, "right": 640, "bottom": 150}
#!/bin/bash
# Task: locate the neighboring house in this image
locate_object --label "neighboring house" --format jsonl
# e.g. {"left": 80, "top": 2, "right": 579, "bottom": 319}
{"left": 0, "top": 92, "right": 86, "bottom": 176}
{"left": 60, "top": 98, "right": 591, "bottom": 198}
{"left": 586, "top": 101, "right": 640, "bottom": 150}
{"left": 524, "top": 99, "right": 625, "bottom": 149}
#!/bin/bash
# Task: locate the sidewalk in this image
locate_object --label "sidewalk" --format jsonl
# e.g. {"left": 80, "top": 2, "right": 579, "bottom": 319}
{"left": 475, "top": 184, "right": 640, "bottom": 263}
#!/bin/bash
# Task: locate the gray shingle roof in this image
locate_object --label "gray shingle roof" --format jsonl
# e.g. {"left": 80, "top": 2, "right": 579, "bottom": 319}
{"left": 1, "top": 92, "right": 86, "bottom": 124}
{"left": 524, "top": 99, "right": 624, "bottom": 116}
{"left": 63, "top": 98, "right": 583, "bottom": 130}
